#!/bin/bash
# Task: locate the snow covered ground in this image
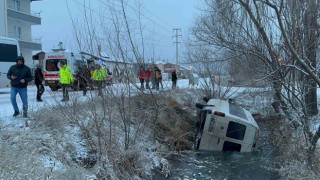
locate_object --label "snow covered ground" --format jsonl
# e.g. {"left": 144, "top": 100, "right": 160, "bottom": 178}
{"left": 0, "top": 79, "right": 198, "bottom": 179}
{"left": 0, "top": 78, "right": 274, "bottom": 132}
{"left": 3, "top": 78, "right": 311, "bottom": 179}
{"left": 0, "top": 80, "right": 187, "bottom": 136}
{"left": 1, "top": 77, "right": 272, "bottom": 117}
{"left": 0, "top": 79, "right": 190, "bottom": 122}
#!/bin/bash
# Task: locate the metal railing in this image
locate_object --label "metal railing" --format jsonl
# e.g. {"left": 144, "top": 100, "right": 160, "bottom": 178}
{"left": 7, "top": 1, "right": 41, "bottom": 18}
{"left": 8, "top": 32, "right": 41, "bottom": 44}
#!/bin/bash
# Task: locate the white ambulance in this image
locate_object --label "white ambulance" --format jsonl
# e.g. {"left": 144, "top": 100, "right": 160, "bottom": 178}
{"left": 43, "top": 46, "right": 85, "bottom": 91}
{"left": 194, "top": 98, "right": 259, "bottom": 152}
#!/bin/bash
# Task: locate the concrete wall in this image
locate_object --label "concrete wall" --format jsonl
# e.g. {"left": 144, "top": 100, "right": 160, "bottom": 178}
{"left": 0, "top": 1, "right": 7, "bottom": 36}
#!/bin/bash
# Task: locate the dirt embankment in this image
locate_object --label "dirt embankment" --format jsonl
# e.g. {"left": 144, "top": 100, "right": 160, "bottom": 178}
{"left": 133, "top": 91, "right": 200, "bottom": 151}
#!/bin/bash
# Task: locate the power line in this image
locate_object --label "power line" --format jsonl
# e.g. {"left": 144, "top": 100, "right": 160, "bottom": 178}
{"left": 142, "top": 5, "right": 175, "bottom": 29}
{"left": 69, "top": 0, "right": 176, "bottom": 55}
{"left": 124, "top": 1, "right": 173, "bottom": 32}
{"left": 72, "top": 0, "right": 173, "bottom": 39}
{"left": 97, "top": 0, "right": 172, "bottom": 32}
{"left": 173, "top": 28, "right": 182, "bottom": 66}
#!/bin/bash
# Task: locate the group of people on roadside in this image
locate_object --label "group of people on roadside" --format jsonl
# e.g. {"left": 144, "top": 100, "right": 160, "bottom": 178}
{"left": 137, "top": 65, "right": 162, "bottom": 90}
{"left": 7, "top": 56, "right": 180, "bottom": 118}
{"left": 6, "top": 56, "right": 111, "bottom": 118}
{"left": 58, "top": 62, "right": 109, "bottom": 101}
{"left": 137, "top": 65, "right": 178, "bottom": 90}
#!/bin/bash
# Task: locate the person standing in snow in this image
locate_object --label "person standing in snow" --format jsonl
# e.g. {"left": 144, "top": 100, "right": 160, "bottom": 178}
{"left": 158, "top": 68, "right": 163, "bottom": 89}
{"left": 137, "top": 66, "right": 145, "bottom": 90}
{"left": 78, "top": 65, "right": 91, "bottom": 96}
{"left": 150, "top": 67, "right": 156, "bottom": 89}
{"left": 145, "top": 67, "right": 151, "bottom": 89}
{"left": 154, "top": 66, "right": 161, "bottom": 90}
{"left": 188, "top": 73, "right": 194, "bottom": 86}
{"left": 171, "top": 69, "right": 178, "bottom": 90}
{"left": 34, "top": 63, "right": 45, "bottom": 102}
{"left": 92, "top": 64, "right": 106, "bottom": 96}
{"left": 104, "top": 67, "right": 112, "bottom": 86}
{"left": 7, "top": 56, "right": 33, "bottom": 117}
{"left": 89, "top": 66, "right": 95, "bottom": 89}
{"left": 59, "top": 61, "right": 73, "bottom": 101}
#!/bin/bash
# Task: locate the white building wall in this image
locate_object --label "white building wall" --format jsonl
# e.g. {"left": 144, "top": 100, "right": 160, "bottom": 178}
{"left": 6, "top": 0, "right": 40, "bottom": 69}
{"left": 6, "top": 0, "right": 32, "bottom": 41}
{"left": 21, "top": 0, "right": 32, "bottom": 42}
{"left": 21, "top": 48, "right": 33, "bottom": 67}
{"left": 7, "top": 18, "right": 32, "bottom": 41}
{"left": 0, "top": 1, "right": 7, "bottom": 36}
{"left": 22, "top": 0, "right": 31, "bottom": 11}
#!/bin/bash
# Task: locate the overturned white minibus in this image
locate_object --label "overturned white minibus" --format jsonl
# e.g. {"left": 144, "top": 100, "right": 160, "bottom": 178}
{"left": 194, "top": 98, "right": 259, "bottom": 152}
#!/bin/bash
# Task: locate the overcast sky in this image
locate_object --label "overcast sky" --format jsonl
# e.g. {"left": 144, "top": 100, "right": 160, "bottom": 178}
{"left": 31, "top": 0, "right": 200, "bottom": 62}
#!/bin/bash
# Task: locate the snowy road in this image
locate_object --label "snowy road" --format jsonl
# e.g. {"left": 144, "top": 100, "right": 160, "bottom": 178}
{"left": 0, "top": 86, "right": 80, "bottom": 118}
{"left": 0, "top": 79, "right": 191, "bottom": 118}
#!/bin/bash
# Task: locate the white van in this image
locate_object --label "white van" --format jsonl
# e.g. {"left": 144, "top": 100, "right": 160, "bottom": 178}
{"left": 194, "top": 98, "right": 259, "bottom": 152}
{"left": 0, "top": 37, "right": 20, "bottom": 88}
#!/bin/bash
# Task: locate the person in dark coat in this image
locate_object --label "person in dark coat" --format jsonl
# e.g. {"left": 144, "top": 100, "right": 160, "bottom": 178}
{"left": 78, "top": 65, "right": 91, "bottom": 96}
{"left": 154, "top": 66, "right": 161, "bottom": 90}
{"left": 34, "top": 64, "right": 45, "bottom": 102}
{"left": 7, "top": 56, "right": 33, "bottom": 117}
{"left": 171, "top": 69, "right": 178, "bottom": 90}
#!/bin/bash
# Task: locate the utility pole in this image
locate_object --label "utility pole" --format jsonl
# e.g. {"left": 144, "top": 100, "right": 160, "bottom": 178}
{"left": 173, "top": 28, "right": 181, "bottom": 69}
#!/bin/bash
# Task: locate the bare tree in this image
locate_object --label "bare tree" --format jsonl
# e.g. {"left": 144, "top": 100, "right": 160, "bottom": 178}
{"left": 64, "top": 0, "right": 180, "bottom": 178}
{"left": 187, "top": 0, "right": 320, "bottom": 168}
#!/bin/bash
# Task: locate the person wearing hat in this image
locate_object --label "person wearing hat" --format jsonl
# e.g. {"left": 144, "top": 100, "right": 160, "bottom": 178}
{"left": 59, "top": 61, "right": 73, "bottom": 101}
{"left": 7, "top": 56, "right": 33, "bottom": 117}
{"left": 92, "top": 64, "right": 106, "bottom": 96}
{"left": 34, "top": 63, "right": 45, "bottom": 102}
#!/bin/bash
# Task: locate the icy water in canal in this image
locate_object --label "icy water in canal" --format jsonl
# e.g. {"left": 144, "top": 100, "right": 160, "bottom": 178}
{"left": 153, "top": 150, "right": 281, "bottom": 180}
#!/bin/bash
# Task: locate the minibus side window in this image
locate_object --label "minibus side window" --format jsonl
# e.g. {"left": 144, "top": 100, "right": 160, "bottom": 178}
{"left": 226, "top": 121, "right": 246, "bottom": 140}
{"left": 223, "top": 141, "right": 241, "bottom": 152}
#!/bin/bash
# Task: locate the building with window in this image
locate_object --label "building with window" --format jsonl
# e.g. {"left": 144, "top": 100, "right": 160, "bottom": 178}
{"left": 0, "top": 0, "right": 42, "bottom": 67}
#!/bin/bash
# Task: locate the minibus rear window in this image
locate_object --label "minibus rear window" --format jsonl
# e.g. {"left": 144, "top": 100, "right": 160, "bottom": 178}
{"left": 226, "top": 121, "right": 246, "bottom": 140}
